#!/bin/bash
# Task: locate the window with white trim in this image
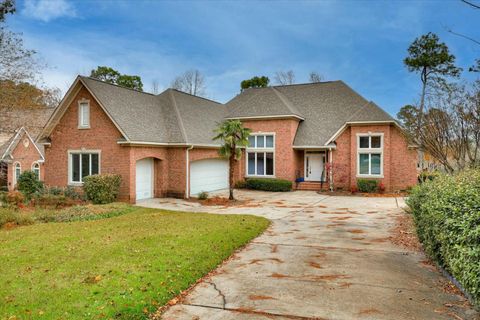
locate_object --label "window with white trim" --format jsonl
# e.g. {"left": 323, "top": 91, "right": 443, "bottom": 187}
{"left": 32, "top": 162, "right": 40, "bottom": 180}
{"left": 14, "top": 162, "right": 21, "bottom": 185}
{"left": 246, "top": 134, "right": 274, "bottom": 176}
{"left": 78, "top": 101, "right": 90, "bottom": 128}
{"left": 357, "top": 134, "right": 383, "bottom": 176}
{"left": 69, "top": 152, "right": 99, "bottom": 183}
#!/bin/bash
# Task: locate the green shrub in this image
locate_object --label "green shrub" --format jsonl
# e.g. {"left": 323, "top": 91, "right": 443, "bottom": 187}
{"left": 17, "top": 171, "right": 43, "bottom": 198}
{"left": 197, "top": 191, "right": 209, "bottom": 200}
{"left": 63, "top": 186, "right": 81, "bottom": 200}
{"left": 418, "top": 170, "right": 440, "bottom": 183}
{"left": 356, "top": 179, "right": 378, "bottom": 193}
{"left": 407, "top": 169, "right": 480, "bottom": 307}
{"left": 0, "top": 207, "right": 34, "bottom": 227}
{"left": 83, "top": 174, "right": 122, "bottom": 204}
{"left": 246, "top": 178, "right": 292, "bottom": 192}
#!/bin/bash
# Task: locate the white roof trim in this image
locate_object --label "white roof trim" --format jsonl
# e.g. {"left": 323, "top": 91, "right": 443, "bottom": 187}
{"left": 226, "top": 114, "right": 305, "bottom": 121}
{"left": 117, "top": 141, "right": 221, "bottom": 148}
{"left": 1, "top": 127, "right": 45, "bottom": 161}
{"left": 37, "top": 76, "right": 130, "bottom": 143}
{"left": 325, "top": 120, "right": 398, "bottom": 145}
{"left": 292, "top": 145, "right": 337, "bottom": 149}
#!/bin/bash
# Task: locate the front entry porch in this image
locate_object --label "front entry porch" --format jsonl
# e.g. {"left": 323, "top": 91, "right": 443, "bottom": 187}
{"left": 295, "top": 149, "right": 332, "bottom": 191}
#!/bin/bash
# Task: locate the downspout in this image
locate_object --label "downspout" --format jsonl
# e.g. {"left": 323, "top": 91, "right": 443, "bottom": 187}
{"left": 329, "top": 147, "right": 334, "bottom": 191}
{"left": 186, "top": 145, "right": 194, "bottom": 199}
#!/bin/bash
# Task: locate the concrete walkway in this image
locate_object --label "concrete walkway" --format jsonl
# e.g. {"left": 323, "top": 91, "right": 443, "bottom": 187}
{"left": 139, "top": 190, "right": 478, "bottom": 320}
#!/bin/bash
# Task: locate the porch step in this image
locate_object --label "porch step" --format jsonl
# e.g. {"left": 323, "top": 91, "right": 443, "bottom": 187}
{"left": 295, "top": 181, "right": 329, "bottom": 191}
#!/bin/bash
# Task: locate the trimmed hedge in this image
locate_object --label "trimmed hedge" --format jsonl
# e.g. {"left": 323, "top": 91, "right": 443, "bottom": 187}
{"left": 407, "top": 170, "right": 480, "bottom": 307}
{"left": 357, "top": 179, "right": 378, "bottom": 193}
{"left": 83, "top": 174, "right": 122, "bottom": 204}
{"left": 246, "top": 178, "right": 292, "bottom": 192}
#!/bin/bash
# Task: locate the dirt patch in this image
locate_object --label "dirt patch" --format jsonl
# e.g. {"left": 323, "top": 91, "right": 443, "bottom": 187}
{"left": 270, "top": 273, "right": 350, "bottom": 282}
{"left": 329, "top": 216, "right": 352, "bottom": 221}
{"left": 389, "top": 213, "right": 422, "bottom": 252}
{"left": 357, "top": 308, "right": 382, "bottom": 316}
{"left": 270, "top": 244, "right": 278, "bottom": 253}
{"left": 347, "top": 229, "right": 365, "bottom": 234}
{"left": 248, "top": 295, "right": 276, "bottom": 301}
{"left": 351, "top": 237, "right": 365, "bottom": 241}
{"left": 369, "top": 237, "right": 390, "bottom": 243}
{"left": 308, "top": 261, "right": 322, "bottom": 269}
{"left": 2, "top": 222, "right": 18, "bottom": 230}
{"left": 249, "top": 258, "right": 284, "bottom": 265}
{"left": 191, "top": 196, "right": 246, "bottom": 207}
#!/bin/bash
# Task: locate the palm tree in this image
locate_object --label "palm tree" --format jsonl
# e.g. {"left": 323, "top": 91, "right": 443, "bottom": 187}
{"left": 213, "top": 120, "right": 251, "bottom": 200}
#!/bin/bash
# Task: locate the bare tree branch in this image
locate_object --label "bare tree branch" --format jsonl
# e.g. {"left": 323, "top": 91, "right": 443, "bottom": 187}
{"left": 446, "top": 28, "right": 480, "bottom": 46}
{"left": 171, "top": 69, "right": 206, "bottom": 97}
{"left": 461, "top": 0, "right": 480, "bottom": 9}
{"left": 274, "top": 70, "right": 295, "bottom": 85}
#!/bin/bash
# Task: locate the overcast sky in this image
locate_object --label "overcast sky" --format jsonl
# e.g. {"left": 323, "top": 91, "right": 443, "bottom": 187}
{"left": 8, "top": 0, "right": 480, "bottom": 116}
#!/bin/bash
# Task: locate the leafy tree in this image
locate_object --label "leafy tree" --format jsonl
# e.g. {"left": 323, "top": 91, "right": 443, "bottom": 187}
{"left": 90, "top": 66, "right": 143, "bottom": 91}
{"left": 309, "top": 71, "right": 322, "bottom": 83}
{"left": 0, "top": 80, "right": 60, "bottom": 109}
{"left": 171, "top": 69, "right": 206, "bottom": 97}
{"left": 404, "top": 32, "right": 461, "bottom": 127}
{"left": 396, "top": 104, "right": 419, "bottom": 137}
{"left": 470, "top": 59, "right": 480, "bottom": 73}
{"left": 0, "top": 0, "right": 15, "bottom": 22}
{"left": 240, "top": 76, "right": 269, "bottom": 91}
{"left": 213, "top": 120, "right": 251, "bottom": 200}
{"left": 274, "top": 70, "right": 295, "bottom": 85}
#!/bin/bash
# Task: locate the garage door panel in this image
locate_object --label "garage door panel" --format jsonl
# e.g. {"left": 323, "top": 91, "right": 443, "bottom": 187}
{"left": 190, "top": 159, "right": 228, "bottom": 195}
{"left": 136, "top": 158, "right": 153, "bottom": 200}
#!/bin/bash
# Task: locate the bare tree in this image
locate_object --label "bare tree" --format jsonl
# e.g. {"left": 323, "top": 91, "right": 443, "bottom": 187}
{"left": 274, "top": 70, "right": 295, "bottom": 85}
{"left": 170, "top": 69, "right": 206, "bottom": 97}
{"left": 416, "top": 81, "right": 480, "bottom": 172}
{"left": 309, "top": 71, "right": 322, "bottom": 83}
{"left": 151, "top": 79, "right": 159, "bottom": 94}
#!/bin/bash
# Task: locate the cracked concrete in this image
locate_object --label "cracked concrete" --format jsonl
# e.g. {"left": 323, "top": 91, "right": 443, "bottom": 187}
{"left": 139, "top": 190, "right": 479, "bottom": 320}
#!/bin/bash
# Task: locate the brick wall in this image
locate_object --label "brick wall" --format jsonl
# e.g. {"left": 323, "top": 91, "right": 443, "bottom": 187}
{"left": 7, "top": 131, "right": 44, "bottom": 190}
{"left": 332, "top": 124, "right": 417, "bottom": 191}
{"left": 241, "top": 118, "right": 300, "bottom": 181}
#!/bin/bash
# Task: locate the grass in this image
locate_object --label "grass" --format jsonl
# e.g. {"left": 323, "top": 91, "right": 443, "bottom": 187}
{"left": 0, "top": 206, "right": 269, "bottom": 319}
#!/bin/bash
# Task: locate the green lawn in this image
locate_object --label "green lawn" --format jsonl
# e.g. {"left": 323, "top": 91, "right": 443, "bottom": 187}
{"left": 0, "top": 206, "right": 269, "bottom": 319}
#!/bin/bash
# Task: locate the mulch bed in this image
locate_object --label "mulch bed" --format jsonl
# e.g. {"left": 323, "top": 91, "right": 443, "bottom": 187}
{"left": 188, "top": 196, "right": 249, "bottom": 207}
{"left": 389, "top": 213, "right": 422, "bottom": 251}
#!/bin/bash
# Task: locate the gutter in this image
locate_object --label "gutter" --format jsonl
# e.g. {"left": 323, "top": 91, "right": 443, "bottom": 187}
{"left": 185, "top": 145, "right": 194, "bottom": 199}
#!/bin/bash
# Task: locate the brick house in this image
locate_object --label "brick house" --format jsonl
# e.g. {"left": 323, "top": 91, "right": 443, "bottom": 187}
{"left": 0, "top": 127, "right": 45, "bottom": 190}
{"left": 37, "top": 76, "right": 417, "bottom": 203}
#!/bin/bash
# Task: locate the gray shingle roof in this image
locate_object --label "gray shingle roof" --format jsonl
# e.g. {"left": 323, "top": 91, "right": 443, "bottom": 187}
{"left": 43, "top": 77, "right": 395, "bottom": 148}
{"left": 227, "top": 81, "right": 394, "bottom": 146}
{"left": 80, "top": 77, "right": 227, "bottom": 145}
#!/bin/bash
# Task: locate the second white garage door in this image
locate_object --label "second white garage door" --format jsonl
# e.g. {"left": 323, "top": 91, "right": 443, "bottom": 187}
{"left": 136, "top": 158, "right": 154, "bottom": 201}
{"left": 190, "top": 159, "right": 229, "bottom": 196}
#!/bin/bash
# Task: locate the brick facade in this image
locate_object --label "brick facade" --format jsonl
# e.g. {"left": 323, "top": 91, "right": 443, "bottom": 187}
{"left": 6, "top": 131, "right": 44, "bottom": 191}
{"left": 42, "top": 83, "right": 417, "bottom": 202}
{"left": 330, "top": 124, "right": 417, "bottom": 191}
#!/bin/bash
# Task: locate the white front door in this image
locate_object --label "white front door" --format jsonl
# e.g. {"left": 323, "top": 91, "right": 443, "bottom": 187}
{"left": 136, "top": 158, "right": 154, "bottom": 201}
{"left": 190, "top": 159, "right": 229, "bottom": 196}
{"left": 305, "top": 153, "right": 324, "bottom": 181}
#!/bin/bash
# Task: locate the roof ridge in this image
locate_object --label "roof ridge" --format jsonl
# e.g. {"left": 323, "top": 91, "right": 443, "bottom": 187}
{"left": 346, "top": 101, "right": 373, "bottom": 122}
{"left": 271, "top": 80, "right": 340, "bottom": 89}
{"left": 169, "top": 88, "right": 223, "bottom": 105}
{"left": 168, "top": 90, "right": 188, "bottom": 143}
{"left": 80, "top": 76, "right": 156, "bottom": 96}
{"left": 271, "top": 87, "right": 303, "bottom": 117}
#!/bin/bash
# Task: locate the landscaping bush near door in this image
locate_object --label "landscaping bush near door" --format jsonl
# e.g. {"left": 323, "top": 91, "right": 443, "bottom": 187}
{"left": 246, "top": 178, "right": 292, "bottom": 192}
{"left": 17, "top": 171, "right": 44, "bottom": 198}
{"left": 83, "top": 174, "right": 122, "bottom": 204}
{"left": 407, "top": 169, "right": 480, "bottom": 307}
{"left": 356, "top": 179, "right": 378, "bottom": 193}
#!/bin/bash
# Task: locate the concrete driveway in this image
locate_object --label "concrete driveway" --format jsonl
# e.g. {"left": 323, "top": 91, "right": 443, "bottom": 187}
{"left": 139, "top": 190, "right": 478, "bottom": 320}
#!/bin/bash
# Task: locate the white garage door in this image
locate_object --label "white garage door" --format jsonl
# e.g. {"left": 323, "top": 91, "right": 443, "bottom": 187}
{"left": 190, "top": 159, "right": 229, "bottom": 196}
{"left": 136, "top": 158, "right": 153, "bottom": 201}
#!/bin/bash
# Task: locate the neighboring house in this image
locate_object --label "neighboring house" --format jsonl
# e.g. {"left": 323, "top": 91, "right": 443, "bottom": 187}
{"left": 37, "top": 76, "right": 417, "bottom": 203}
{"left": 0, "top": 127, "right": 45, "bottom": 190}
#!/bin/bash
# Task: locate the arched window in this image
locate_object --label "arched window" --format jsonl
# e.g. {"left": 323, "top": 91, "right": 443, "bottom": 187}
{"left": 14, "top": 162, "right": 21, "bottom": 185}
{"left": 32, "top": 162, "right": 40, "bottom": 180}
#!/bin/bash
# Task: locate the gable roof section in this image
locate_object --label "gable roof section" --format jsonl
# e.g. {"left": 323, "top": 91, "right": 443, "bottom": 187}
{"left": 226, "top": 86, "right": 304, "bottom": 120}
{"left": 1, "top": 127, "right": 44, "bottom": 161}
{"left": 39, "top": 76, "right": 227, "bottom": 146}
{"left": 227, "top": 81, "right": 395, "bottom": 147}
